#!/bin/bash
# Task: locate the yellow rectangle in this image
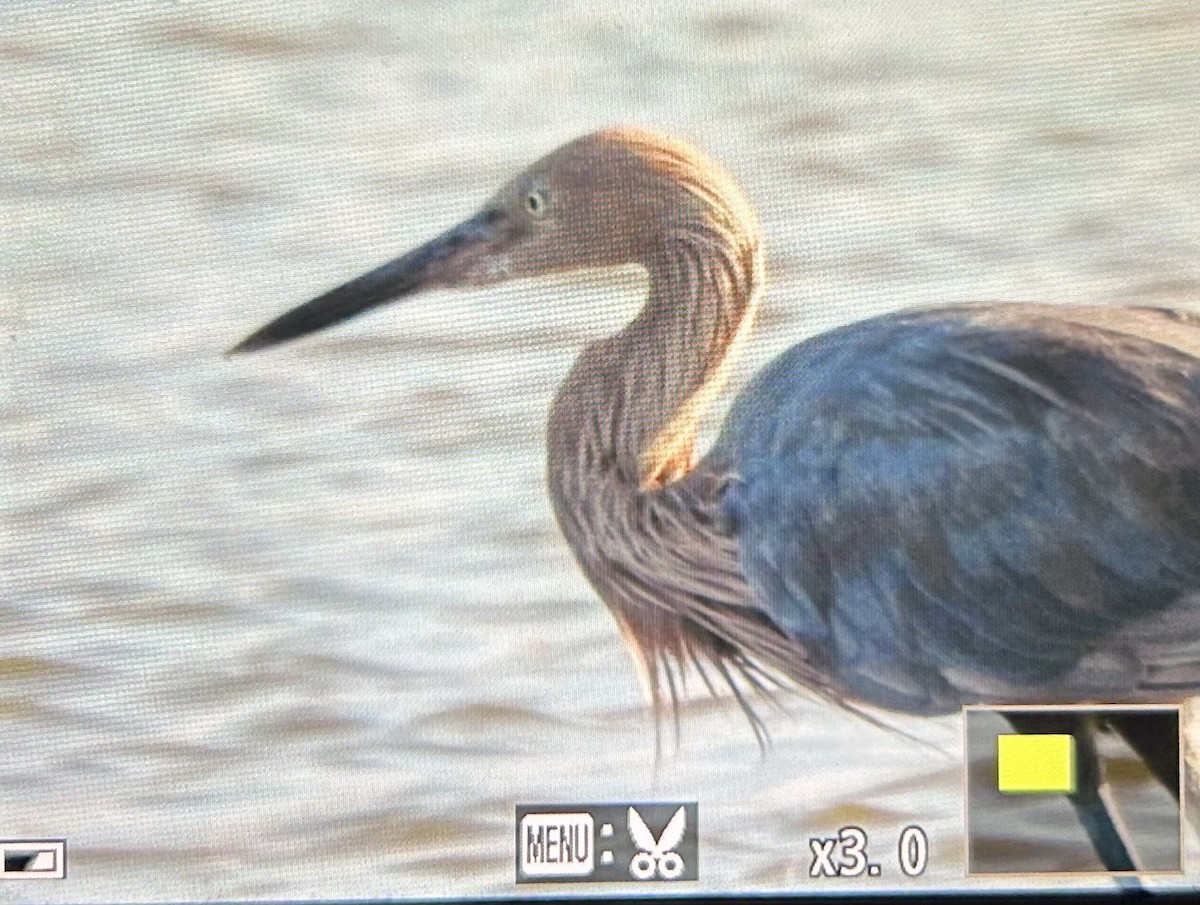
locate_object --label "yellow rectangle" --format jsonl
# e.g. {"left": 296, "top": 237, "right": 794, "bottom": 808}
{"left": 996, "top": 733, "right": 1076, "bottom": 794}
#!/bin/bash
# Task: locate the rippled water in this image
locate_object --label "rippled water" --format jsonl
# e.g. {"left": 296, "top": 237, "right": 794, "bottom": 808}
{"left": 4, "top": 1, "right": 1200, "bottom": 901}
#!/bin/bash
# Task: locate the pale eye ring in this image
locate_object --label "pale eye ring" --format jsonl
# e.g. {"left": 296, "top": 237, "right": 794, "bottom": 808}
{"left": 524, "top": 190, "right": 547, "bottom": 217}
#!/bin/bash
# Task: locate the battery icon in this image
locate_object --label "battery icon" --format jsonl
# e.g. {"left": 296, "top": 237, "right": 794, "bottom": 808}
{"left": 0, "top": 840, "right": 66, "bottom": 879}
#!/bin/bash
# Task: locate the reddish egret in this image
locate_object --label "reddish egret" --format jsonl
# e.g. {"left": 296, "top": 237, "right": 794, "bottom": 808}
{"left": 232, "top": 128, "right": 1198, "bottom": 873}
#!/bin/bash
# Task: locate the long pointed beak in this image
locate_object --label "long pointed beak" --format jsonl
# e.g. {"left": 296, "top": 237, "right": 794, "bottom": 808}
{"left": 228, "top": 208, "right": 502, "bottom": 355}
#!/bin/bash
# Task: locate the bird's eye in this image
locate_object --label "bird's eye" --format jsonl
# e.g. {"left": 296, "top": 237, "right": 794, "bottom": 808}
{"left": 524, "top": 190, "right": 547, "bottom": 217}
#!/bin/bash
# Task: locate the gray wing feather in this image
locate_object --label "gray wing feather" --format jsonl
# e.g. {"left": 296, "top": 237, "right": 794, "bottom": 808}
{"left": 713, "top": 303, "right": 1200, "bottom": 713}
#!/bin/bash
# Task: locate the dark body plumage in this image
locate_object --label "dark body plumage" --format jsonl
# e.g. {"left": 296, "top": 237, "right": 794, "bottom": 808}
{"left": 711, "top": 304, "right": 1200, "bottom": 714}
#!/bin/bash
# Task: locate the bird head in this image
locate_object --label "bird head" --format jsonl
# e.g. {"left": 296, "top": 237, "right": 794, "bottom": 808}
{"left": 228, "top": 127, "right": 754, "bottom": 354}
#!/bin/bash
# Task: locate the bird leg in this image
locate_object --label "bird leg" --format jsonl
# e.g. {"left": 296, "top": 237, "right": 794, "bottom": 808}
{"left": 1003, "top": 712, "right": 1141, "bottom": 874}
{"left": 1106, "top": 711, "right": 1181, "bottom": 802}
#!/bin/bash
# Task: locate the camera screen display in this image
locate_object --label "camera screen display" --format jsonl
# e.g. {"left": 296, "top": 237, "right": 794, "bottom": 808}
{"left": 4, "top": 1, "right": 1199, "bottom": 900}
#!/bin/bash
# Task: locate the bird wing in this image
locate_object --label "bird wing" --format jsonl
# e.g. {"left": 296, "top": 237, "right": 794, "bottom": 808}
{"left": 713, "top": 303, "right": 1200, "bottom": 714}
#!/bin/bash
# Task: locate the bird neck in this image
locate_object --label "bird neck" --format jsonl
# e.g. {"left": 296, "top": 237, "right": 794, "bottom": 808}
{"left": 548, "top": 221, "right": 761, "bottom": 499}
{"left": 543, "top": 220, "right": 763, "bottom": 716}
{"left": 631, "top": 237, "right": 762, "bottom": 487}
